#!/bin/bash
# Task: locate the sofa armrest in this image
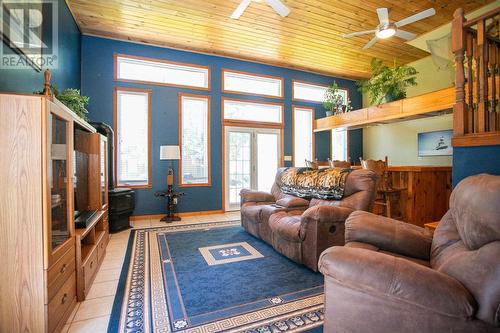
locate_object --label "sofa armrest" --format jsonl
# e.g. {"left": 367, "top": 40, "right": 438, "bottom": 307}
{"left": 298, "top": 205, "right": 354, "bottom": 270}
{"left": 345, "top": 211, "right": 433, "bottom": 261}
{"left": 239, "top": 188, "right": 275, "bottom": 204}
{"left": 319, "top": 246, "right": 476, "bottom": 319}
{"left": 301, "top": 205, "right": 354, "bottom": 227}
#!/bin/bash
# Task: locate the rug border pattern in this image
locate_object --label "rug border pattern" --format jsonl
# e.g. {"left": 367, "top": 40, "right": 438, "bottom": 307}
{"left": 109, "top": 220, "right": 324, "bottom": 333}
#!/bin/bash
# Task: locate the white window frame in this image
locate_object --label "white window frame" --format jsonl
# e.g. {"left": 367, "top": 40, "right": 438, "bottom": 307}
{"left": 222, "top": 69, "right": 283, "bottom": 98}
{"left": 115, "top": 54, "right": 210, "bottom": 90}
{"left": 293, "top": 106, "right": 314, "bottom": 167}
{"left": 331, "top": 129, "right": 348, "bottom": 161}
{"left": 114, "top": 88, "right": 151, "bottom": 188}
{"left": 293, "top": 80, "right": 349, "bottom": 104}
{"left": 222, "top": 98, "right": 283, "bottom": 125}
{"left": 179, "top": 93, "right": 211, "bottom": 187}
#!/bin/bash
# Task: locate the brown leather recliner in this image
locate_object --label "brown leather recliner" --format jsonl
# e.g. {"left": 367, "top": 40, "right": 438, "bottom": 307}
{"left": 240, "top": 168, "right": 377, "bottom": 271}
{"left": 319, "top": 173, "right": 500, "bottom": 333}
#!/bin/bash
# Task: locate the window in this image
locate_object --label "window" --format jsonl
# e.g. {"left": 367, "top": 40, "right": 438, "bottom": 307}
{"left": 223, "top": 70, "right": 283, "bottom": 97}
{"left": 179, "top": 94, "right": 210, "bottom": 186}
{"left": 116, "top": 54, "right": 210, "bottom": 89}
{"left": 293, "top": 107, "right": 314, "bottom": 167}
{"left": 223, "top": 98, "right": 283, "bottom": 124}
{"left": 331, "top": 130, "right": 348, "bottom": 161}
{"left": 293, "top": 81, "right": 348, "bottom": 104}
{"left": 115, "top": 88, "right": 151, "bottom": 187}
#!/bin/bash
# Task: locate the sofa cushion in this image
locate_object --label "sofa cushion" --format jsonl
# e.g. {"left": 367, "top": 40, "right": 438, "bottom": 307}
{"left": 268, "top": 211, "right": 303, "bottom": 242}
{"left": 241, "top": 202, "right": 270, "bottom": 224}
{"left": 276, "top": 196, "right": 310, "bottom": 208}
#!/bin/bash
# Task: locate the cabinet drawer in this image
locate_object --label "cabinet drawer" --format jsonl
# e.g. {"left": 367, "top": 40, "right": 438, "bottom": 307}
{"left": 83, "top": 247, "right": 99, "bottom": 293}
{"left": 47, "top": 245, "right": 75, "bottom": 302}
{"left": 48, "top": 272, "right": 76, "bottom": 333}
{"left": 97, "top": 232, "right": 108, "bottom": 262}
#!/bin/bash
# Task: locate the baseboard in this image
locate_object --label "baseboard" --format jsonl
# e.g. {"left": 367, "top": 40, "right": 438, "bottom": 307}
{"left": 130, "top": 209, "right": 226, "bottom": 221}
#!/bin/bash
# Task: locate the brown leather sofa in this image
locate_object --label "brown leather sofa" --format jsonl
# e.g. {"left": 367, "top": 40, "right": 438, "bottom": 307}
{"left": 319, "top": 173, "right": 500, "bottom": 333}
{"left": 240, "top": 168, "right": 377, "bottom": 271}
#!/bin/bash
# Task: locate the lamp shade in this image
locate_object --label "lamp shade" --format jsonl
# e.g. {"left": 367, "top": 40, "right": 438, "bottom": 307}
{"left": 160, "top": 145, "right": 180, "bottom": 160}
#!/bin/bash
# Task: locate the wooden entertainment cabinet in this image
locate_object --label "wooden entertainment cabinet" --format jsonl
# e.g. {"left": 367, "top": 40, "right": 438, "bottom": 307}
{"left": 0, "top": 93, "right": 109, "bottom": 332}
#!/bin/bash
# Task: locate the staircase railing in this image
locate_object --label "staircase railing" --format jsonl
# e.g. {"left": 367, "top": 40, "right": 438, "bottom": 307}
{"left": 452, "top": 7, "right": 500, "bottom": 146}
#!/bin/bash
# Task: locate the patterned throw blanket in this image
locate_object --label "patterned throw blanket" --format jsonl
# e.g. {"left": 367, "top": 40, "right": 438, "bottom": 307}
{"left": 278, "top": 167, "right": 351, "bottom": 200}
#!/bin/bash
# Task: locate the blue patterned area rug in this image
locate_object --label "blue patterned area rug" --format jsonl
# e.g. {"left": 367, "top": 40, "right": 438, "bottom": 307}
{"left": 108, "top": 220, "right": 324, "bottom": 332}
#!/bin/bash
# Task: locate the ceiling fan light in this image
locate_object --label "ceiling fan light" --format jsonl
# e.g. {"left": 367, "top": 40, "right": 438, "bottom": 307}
{"left": 376, "top": 27, "right": 396, "bottom": 39}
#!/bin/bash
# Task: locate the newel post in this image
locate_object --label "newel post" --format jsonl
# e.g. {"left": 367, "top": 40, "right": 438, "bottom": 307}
{"left": 452, "top": 8, "right": 466, "bottom": 136}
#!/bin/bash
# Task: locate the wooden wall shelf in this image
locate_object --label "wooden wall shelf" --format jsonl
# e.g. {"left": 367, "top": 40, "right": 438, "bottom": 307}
{"left": 314, "top": 87, "right": 455, "bottom": 132}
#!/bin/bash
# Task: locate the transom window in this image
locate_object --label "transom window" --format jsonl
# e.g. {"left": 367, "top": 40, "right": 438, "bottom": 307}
{"left": 179, "top": 94, "right": 210, "bottom": 186}
{"left": 116, "top": 54, "right": 210, "bottom": 89}
{"left": 223, "top": 98, "right": 283, "bottom": 124}
{"left": 115, "top": 88, "right": 151, "bottom": 187}
{"left": 293, "top": 107, "right": 314, "bottom": 167}
{"left": 223, "top": 70, "right": 283, "bottom": 97}
{"left": 293, "top": 81, "right": 348, "bottom": 104}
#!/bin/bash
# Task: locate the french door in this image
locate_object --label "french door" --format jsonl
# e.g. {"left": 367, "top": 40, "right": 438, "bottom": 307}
{"left": 225, "top": 126, "right": 281, "bottom": 211}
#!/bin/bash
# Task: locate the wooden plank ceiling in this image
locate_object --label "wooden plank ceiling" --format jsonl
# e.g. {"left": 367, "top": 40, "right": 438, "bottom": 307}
{"left": 66, "top": 0, "right": 493, "bottom": 79}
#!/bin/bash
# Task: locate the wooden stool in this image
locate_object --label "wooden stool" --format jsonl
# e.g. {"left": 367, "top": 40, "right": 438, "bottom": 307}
{"left": 360, "top": 156, "right": 405, "bottom": 219}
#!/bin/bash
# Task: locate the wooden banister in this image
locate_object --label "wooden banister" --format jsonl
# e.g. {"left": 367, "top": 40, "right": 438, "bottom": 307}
{"left": 452, "top": 7, "right": 500, "bottom": 145}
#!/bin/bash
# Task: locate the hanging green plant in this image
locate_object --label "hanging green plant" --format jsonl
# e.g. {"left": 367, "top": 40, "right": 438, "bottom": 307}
{"left": 357, "top": 58, "right": 418, "bottom": 105}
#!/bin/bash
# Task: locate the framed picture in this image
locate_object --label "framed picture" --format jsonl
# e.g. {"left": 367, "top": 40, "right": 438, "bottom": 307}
{"left": 418, "top": 130, "right": 453, "bottom": 157}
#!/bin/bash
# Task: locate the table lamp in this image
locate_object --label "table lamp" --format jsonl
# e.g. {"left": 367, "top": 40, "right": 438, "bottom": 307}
{"left": 160, "top": 145, "right": 180, "bottom": 188}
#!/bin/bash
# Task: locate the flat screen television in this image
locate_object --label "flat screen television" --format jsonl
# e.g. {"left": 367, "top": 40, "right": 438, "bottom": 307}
{"left": 74, "top": 127, "right": 97, "bottom": 228}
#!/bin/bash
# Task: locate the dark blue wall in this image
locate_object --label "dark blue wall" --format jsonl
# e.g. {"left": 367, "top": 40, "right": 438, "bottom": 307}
{"left": 81, "top": 36, "right": 362, "bottom": 215}
{"left": 349, "top": 129, "right": 363, "bottom": 163}
{"left": 452, "top": 145, "right": 500, "bottom": 186}
{"left": 0, "top": 0, "right": 81, "bottom": 93}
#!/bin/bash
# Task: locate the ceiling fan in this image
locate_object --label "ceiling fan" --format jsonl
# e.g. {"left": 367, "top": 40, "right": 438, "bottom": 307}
{"left": 230, "top": 0, "right": 290, "bottom": 19}
{"left": 343, "top": 8, "right": 436, "bottom": 49}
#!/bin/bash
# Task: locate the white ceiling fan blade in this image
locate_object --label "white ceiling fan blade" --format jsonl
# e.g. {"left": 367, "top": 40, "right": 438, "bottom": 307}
{"left": 395, "top": 8, "right": 436, "bottom": 27}
{"left": 376, "top": 8, "right": 389, "bottom": 26}
{"left": 363, "top": 36, "right": 378, "bottom": 49}
{"left": 343, "top": 30, "right": 376, "bottom": 38}
{"left": 395, "top": 29, "right": 417, "bottom": 40}
{"left": 265, "top": 0, "right": 290, "bottom": 17}
{"left": 230, "top": 0, "right": 251, "bottom": 19}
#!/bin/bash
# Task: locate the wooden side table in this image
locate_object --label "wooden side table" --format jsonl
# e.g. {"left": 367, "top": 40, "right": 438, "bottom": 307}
{"left": 424, "top": 221, "right": 440, "bottom": 233}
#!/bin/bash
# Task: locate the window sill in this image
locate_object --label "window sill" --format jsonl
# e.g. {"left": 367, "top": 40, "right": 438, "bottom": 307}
{"left": 116, "top": 184, "right": 152, "bottom": 189}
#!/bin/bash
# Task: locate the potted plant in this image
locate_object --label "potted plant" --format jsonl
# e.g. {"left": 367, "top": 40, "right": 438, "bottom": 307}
{"left": 357, "top": 58, "right": 418, "bottom": 105}
{"left": 323, "top": 82, "right": 353, "bottom": 117}
{"left": 53, "top": 86, "right": 90, "bottom": 120}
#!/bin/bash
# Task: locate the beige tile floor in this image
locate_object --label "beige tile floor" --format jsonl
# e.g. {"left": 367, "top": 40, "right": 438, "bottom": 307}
{"left": 62, "top": 211, "right": 240, "bottom": 333}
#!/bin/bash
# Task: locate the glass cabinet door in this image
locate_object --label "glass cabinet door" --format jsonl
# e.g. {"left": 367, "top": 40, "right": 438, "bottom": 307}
{"left": 100, "top": 137, "right": 108, "bottom": 208}
{"left": 48, "top": 112, "right": 72, "bottom": 251}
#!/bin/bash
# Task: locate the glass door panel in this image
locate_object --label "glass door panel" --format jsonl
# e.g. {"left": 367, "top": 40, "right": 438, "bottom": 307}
{"left": 227, "top": 131, "right": 252, "bottom": 209}
{"left": 225, "top": 127, "right": 281, "bottom": 211}
{"left": 256, "top": 132, "right": 279, "bottom": 192}
{"left": 48, "top": 113, "right": 70, "bottom": 250}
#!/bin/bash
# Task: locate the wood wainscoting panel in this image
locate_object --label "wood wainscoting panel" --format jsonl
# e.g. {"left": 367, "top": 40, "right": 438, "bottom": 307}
{"left": 0, "top": 95, "right": 46, "bottom": 332}
{"left": 389, "top": 166, "right": 452, "bottom": 227}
